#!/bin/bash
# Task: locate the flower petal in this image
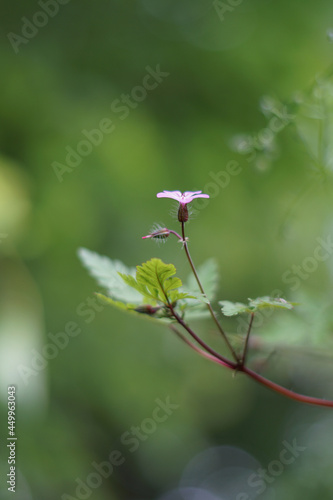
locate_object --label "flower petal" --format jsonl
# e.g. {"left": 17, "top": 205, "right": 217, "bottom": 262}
{"left": 187, "top": 193, "right": 210, "bottom": 200}
{"left": 181, "top": 192, "right": 210, "bottom": 203}
{"left": 183, "top": 191, "right": 202, "bottom": 197}
{"left": 156, "top": 190, "right": 182, "bottom": 202}
{"left": 156, "top": 190, "right": 209, "bottom": 205}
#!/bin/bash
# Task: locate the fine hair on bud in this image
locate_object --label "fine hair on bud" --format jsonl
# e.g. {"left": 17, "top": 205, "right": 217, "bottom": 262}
{"left": 178, "top": 203, "right": 189, "bottom": 222}
{"left": 146, "top": 224, "right": 170, "bottom": 244}
{"left": 170, "top": 203, "right": 195, "bottom": 223}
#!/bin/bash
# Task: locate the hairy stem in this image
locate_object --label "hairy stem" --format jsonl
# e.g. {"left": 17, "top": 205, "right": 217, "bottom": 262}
{"left": 181, "top": 221, "right": 239, "bottom": 362}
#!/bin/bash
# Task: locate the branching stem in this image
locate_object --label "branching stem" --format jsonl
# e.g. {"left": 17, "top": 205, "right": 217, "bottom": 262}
{"left": 168, "top": 304, "right": 235, "bottom": 369}
{"left": 180, "top": 221, "right": 239, "bottom": 362}
{"left": 168, "top": 314, "right": 333, "bottom": 408}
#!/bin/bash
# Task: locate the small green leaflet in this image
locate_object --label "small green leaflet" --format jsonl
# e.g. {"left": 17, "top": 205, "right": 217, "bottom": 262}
{"left": 250, "top": 297, "right": 296, "bottom": 310}
{"left": 119, "top": 258, "right": 195, "bottom": 305}
{"left": 219, "top": 296, "right": 295, "bottom": 317}
{"left": 219, "top": 301, "right": 250, "bottom": 317}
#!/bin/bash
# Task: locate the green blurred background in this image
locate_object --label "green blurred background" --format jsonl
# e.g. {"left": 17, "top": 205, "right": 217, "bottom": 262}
{"left": 1, "top": 1, "right": 333, "bottom": 498}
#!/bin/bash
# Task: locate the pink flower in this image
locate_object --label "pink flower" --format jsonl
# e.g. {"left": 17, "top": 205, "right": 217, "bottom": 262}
{"left": 156, "top": 190, "right": 209, "bottom": 205}
{"left": 157, "top": 190, "right": 210, "bottom": 222}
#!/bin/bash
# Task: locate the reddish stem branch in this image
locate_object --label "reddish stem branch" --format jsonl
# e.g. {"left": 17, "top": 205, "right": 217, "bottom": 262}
{"left": 168, "top": 308, "right": 333, "bottom": 408}
{"left": 169, "top": 324, "right": 228, "bottom": 366}
{"left": 240, "top": 366, "right": 333, "bottom": 408}
{"left": 169, "top": 306, "right": 237, "bottom": 369}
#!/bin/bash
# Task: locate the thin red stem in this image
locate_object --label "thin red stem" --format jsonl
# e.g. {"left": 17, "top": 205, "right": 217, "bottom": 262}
{"left": 241, "top": 365, "right": 333, "bottom": 408}
{"left": 168, "top": 307, "right": 333, "bottom": 408}
{"left": 180, "top": 221, "right": 239, "bottom": 362}
{"left": 241, "top": 312, "right": 254, "bottom": 366}
{"left": 169, "top": 230, "right": 183, "bottom": 240}
{"left": 169, "top": 305, "right": 237, "bottom": 370}
{"left": 169, "top": 324, "right": 229, "bottom": 366}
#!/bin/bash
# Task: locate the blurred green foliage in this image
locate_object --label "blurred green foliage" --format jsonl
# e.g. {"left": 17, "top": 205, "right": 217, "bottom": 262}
{"left": 1, "top": 1, "right": 333, "bottom": 499}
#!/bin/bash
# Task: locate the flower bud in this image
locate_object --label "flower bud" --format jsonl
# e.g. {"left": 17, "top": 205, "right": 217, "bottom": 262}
{"left": 142, "top": 227, "right": 170, "bottom": 240}
{"left": 178, "top": 204, "right": 189, "bottom": 222}
{"left": 134, "top": 305, "right": 161, "bottom": 315}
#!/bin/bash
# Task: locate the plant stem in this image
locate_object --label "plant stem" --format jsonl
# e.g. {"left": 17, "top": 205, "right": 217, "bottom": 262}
{"left": 169, "top": 324, "right": 230, "bottom": 366}
{"left": 168, "top": 316, "right": 333, "bottom": 408}
{"left": 240, "top": 312, "right": 254, "bottom": 367}
{"left": 168, "top": 305, "right": 237, "bottom": 369}
{"left": 240, "top": 365, "right": 333, "bottom": 408}
{"left": 181, "top": 221, "right": 239, "bottom": 362}
{"left": 169, "top": 230, "right": 183, "bottom": 241}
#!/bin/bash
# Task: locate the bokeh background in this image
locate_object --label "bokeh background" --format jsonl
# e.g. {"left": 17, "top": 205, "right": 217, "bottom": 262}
{"left": 1, "top": 1, "right": 333, "bottom": 498}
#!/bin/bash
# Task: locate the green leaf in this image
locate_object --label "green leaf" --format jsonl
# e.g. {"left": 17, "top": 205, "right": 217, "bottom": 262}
{"left": 95, "top": 293, "right": 173, "bottom": 323}
{"left": 169, "top": 290, "right": 197, "bottom": 303}
{"left": 78, "top": 248, "right": 142, "bottom": 304}
{"left": 79, "top": 250, "right": 200, "bottom": 322}
{"left": 136, "top": 259, "right": 180, "bottom": 300}
{"left": 249, "top": 296, "right": 295, "bottom": 311}
{"left": 120, "top": 258, "right": 195, "bottom": 305}
{"left": 95, "top": 292, "right": 137, "bottom": 311}
{"left": 219, "top": 301, "right": 250, "bottom": 316}
{"left": 219, "top": 296, "right": 295, "bottom": 317}
{"left": 117, "top": 272, "right": 157, "bottom": 303}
